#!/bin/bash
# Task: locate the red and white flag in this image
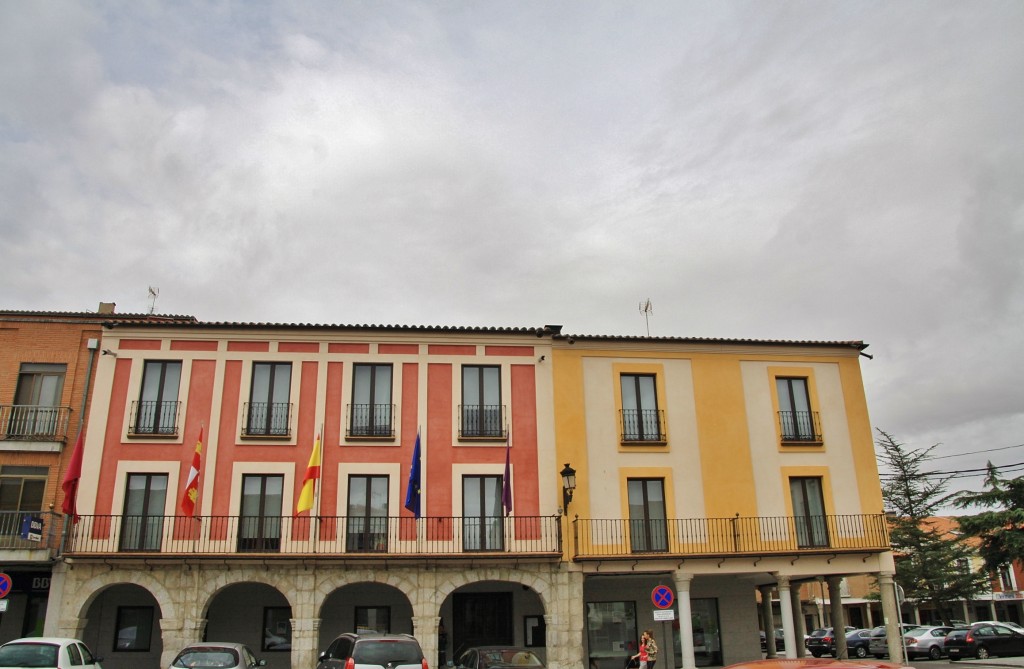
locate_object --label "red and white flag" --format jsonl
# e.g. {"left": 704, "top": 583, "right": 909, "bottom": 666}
{"left": 180, "top": 427, "right": 204, "bottom": 516}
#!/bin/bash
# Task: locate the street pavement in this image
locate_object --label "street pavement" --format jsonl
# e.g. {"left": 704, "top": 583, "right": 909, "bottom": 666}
{"left": 959, "top": 659, "right": 1024, "bottom": 668}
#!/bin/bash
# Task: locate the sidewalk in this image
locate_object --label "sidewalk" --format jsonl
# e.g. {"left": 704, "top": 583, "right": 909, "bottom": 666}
{"left": 957, "top": 659, "right": 1024, "bottom": 668}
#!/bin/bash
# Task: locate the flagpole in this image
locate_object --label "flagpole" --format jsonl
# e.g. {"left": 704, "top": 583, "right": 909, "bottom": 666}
{"left": 313, "top": 423, "right": 323, "bottom": 550}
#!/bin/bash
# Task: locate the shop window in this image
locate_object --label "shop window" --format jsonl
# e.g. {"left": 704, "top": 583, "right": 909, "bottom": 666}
{"left": 263, "top": 607, "right": 292, "bottom": 651}
{"left": 115, "top": 606, "right": 153, "bottom": 651}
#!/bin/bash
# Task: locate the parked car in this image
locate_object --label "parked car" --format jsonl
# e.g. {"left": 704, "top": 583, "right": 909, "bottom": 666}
{"left": 843, "top": 629, "right": 874, "bottom": 658}
{"left": 902, "top": 625, "right": 954, "bottom": 660}
{"left": 456, "top": 646, "right": 545, "bottom": 669}
{"left": 169, "top": 642, "right": 265, "bottom": 669}
{"left": 760, "top": 630, "right": 786, "bottom": 653}
{"left": 805, "top": 628, "right": 857, "bottom": 658}
{"left": 945, "top": 622, "right": 1024, "bottom": 660}
{"left": 722, "top": 658, "right": 908, "bottom": 669}
{"left": 317, "top": 633, "right": 428, "bottom": 669}
{"left": 974, "top": 620, "right": 1024, "bottom": 632}
{"left": 0, "top": 637, "right": 102, "bottom": 669}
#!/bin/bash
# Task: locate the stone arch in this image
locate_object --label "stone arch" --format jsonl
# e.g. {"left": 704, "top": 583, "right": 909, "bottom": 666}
{"left": 197, "top": 567, "right": 298, "bottom": 617}
{"left": 435, "top": 566, "right": 555, "bottom": 614}
{"left": 312, "top": 567, "right": 420, "bottom": 604}
{"left": 68, "top": 568, "right": 175, "bottom": 623}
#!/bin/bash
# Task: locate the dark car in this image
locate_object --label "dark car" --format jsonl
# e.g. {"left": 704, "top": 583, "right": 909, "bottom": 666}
{"left": 945, "top": 622, "right": 1024, "bottom": 660}
{"left": 805, "top": 628, "right": 857, "bottom": 658}
{"left": 760, "top": 630, "right": 786, "bottom": 653}
{"left": 843, "top": 629, "right": 874, "bottom": 658}
{"left": 317, "top": 633, "right": 427, "bottom": 669}
{"left": 456, "top": 646, "right": 544, "bottom": 669}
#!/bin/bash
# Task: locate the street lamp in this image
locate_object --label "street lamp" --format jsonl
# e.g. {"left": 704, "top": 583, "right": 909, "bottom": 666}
{"left": 561, "top": 463, "right": 577, "bottom": 513}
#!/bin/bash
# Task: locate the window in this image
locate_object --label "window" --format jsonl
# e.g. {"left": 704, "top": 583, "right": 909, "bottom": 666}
{"left": 350, "top": 364, "right": 393, "bottom": 437}
{"left": 461, "top": 366, "right": 503, "bottom": 438}
{"left": 355, "top": 606, "right": 391, "bottom": 634}
{"left": 463, "top": 475, "right": 504, "bottom": 551}
{"left": 0, "top": 466, "right": 47, "bottom": 536}
{"left": 263, "top": 607, "right": 292, "bottom": 651}
{"left": 133, "top": 361, "right": 181, "bottom": 435}
{"left": 790, "top": 477, "right": 828, "bottom": 547}
{"left": 246, "top": 363, "right": 292, "bottom": 436}
{"left": 586, "top": 602, "right": 637, "bottom": 665}
{"left": 114, "top": 606, "right": 153, "bottom": 651}
{"left": 8, "top": 363, "right": 66, "bottom": 438}
{"left": 998, "top": 564, "right": 1014, "bottom": 590}
{"left": 628, "top": 478, "right": 667, "bottom": 552}
{"left": 120, "top": 474, "right": 167, "bottom": 551}
{"left": 346, "top": 475, "right": 389, "bottom": 552}
{"left": 524, "top": 616, "right": 545, "bottom": 647}
{"left": 620, "top": 374, "right": 663, "bottom": 441}
{"left": 776, "top": 377, "right": 820, "bottom": 441}
{"left": 238, "top": 474, "right": 283, "bottom": 552}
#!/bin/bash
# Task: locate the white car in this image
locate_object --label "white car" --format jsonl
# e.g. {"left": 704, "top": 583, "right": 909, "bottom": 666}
{"left": 0, "top": 637, "right": 102, "bottom": 669}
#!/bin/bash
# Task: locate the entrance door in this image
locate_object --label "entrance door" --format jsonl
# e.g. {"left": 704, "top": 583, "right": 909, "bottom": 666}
{"left": 453, "top": 592, "right": 512, "bottom": 655}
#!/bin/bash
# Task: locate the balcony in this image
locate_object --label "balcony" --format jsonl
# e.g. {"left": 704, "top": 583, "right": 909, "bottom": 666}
{"left": 61, "top": 514, "right": 562, "bottom": 559}
{"left": 778, "top": 410, "right": 822, "bottom": 442}
{"left": 458, "top": 405, "right": 507, "bottom": 439}
{"left": 620, "top": 408, "right": 666, "bottom": 442}
{"left": 129, "top": 400, "right": 182, "bottom": 436}
{"left": 0, "top": 511, "right": 66, "bottom": 555}
{"left": 571, "top": 513, "right": 889, "bottom": 559}
{"left": 241, "top": 402, "right": 293, "bottom": 437}
{"left": 0, "top": 405, "right": 71, "bottom": 443}
{"left": 346, "top": 403, "right": 395, "bottom": 439}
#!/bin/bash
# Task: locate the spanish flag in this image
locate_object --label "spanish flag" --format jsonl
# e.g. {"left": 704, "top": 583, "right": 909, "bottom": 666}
{"left": 295, "top": 433, "right": 322, "bottom": 515}
{"left": 180, "top": 427, "right": 203, "bottom": 516}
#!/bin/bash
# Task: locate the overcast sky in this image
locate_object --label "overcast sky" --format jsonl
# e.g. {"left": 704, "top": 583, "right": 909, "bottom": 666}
{"left": 2, "top": 1, "right": 1021, "bottom": 509}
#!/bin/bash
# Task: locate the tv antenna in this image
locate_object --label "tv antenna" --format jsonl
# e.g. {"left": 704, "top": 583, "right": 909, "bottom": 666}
{"left": 639, "top": 298, "right": 653, "bottom": 336}
{"left": 147, "top": 286, "right": 160, "bottom": 314}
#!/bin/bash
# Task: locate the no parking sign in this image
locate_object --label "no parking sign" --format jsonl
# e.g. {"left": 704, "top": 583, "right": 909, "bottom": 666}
{"left": 0, "top": 573, "right": 12, "bottom": 599}
{"left": 651, "top": 585, "right": 674, "bottom": 609}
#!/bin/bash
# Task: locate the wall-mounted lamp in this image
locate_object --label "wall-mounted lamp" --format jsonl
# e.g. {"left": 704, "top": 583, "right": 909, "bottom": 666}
{"left": 538, "top": 355, "right": 546, "bottom": 363}
{"left": 101, "top": 349, "right": 117, "bottom": 357}
{"left": 561, "top": 463, "right": 577, "bottom": 513}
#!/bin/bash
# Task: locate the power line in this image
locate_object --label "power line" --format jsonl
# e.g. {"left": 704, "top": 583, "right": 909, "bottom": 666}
{"left": 929, "top": 443, "right": 1024, "bottom": 461}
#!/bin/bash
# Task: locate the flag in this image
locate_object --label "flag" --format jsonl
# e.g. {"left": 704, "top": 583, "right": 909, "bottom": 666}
{"left": 61, "top": 431, "right": 85, "bottom": 522}
{"left": 404, "top": 431, "right": 422, "bottom": 518}
{"left": 502, "top": 439, "right": 513, "bottom": 516}
{"left": 295, "top": 433, "right": 322, "bottom": 515}
{"left": 180, "top": 427, "right": 204, "bottom": 516}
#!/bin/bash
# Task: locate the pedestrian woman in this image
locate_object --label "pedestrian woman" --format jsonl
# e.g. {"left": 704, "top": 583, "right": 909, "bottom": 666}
{"left": 644, "top": 630, "right": 658, "bottom": 669}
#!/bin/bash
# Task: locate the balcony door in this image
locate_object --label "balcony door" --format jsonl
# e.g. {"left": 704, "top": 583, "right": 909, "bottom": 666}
{"left": 790, "top": 476, "right": 828, "bottom": 547}
{"left": 351, "top": 364, "right": 392, "bottom": 437}
{"left": 461, "top": 366, "right": 502, "bottom": 437}
{"left": 620, "top": 373, "right": 661, "bottom": 441}
{"left": 120, "top": 474, "right": 167, "bottom": 551}
{"left": 238, "top": 474, "right": 283, "bottom": 552}
{"left": 628, "top": 478, "right": 668, "bottom": 552}
{"left": 777, "top": 377, "right": 813, "bottom": 440}
{"left": 248, "top": 363, "right": 291, "bottom": 436}
{"left": 10, "top": 363, "right": 65, "bottom": 437}
{"left": 463, "top": 475, "right": 504, "bottom": 551}
{"left": 346, "top": 475, "right": 389, "bottom": 552}
{"left": 136, "top": 361, "right": 181, "bottom": 434}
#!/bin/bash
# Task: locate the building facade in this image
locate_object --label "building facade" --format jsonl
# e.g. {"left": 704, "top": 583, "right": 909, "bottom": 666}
{"left": 44, "top": 320, "right": 902, "bottom": 669}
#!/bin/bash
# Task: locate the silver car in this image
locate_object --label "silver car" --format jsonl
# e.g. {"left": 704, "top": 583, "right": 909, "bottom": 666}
{"left": 169, "top": 642, "right": 265, "bottom": 669}
{"left": 903, "top": 625, "right": 954, "bottom": 660}
{"left": 317, "top": 633, "right": 426, "bottom": 669}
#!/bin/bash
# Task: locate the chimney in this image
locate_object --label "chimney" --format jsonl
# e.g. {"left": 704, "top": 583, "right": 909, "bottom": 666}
{"left": 98, "top": 302, "right": 116, "bottom": 314}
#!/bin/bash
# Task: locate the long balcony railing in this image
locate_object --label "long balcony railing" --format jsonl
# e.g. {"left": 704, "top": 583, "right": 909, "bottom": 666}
{"left": 62, "top": 514, "right": 562, "bottom": 557}
{"left": 571, "top": 513, "right": 889, "bottom": 558}
{"left": 0, "top": 405, "right": 72, "bottom": 441}
{"left": 0, "top": 510, "right": 66, "bottom": 552}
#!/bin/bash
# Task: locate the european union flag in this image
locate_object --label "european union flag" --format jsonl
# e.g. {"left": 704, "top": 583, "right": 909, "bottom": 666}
{"left": 404, "top": 432, "right": 422, "bottom": 518}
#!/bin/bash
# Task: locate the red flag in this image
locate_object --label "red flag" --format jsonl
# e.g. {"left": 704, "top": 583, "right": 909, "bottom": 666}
{"left": 61, "top": 431, "right": 85, "bottom": 523}
{"left": 180, "top": 427, "right": 204, "bottom": 516}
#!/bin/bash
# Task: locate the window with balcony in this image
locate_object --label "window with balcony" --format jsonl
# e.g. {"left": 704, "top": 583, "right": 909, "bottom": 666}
{"left": 7, "top": 363, "right": 66, "bottom": 438}
{"left": 346, "top": 475, "right": 389, "bottom": 552}
{"left": 461, "top": 365, "right": 504, "bottom": 438}
{"left": 620, "top": 374, "right": 664, "bottom": 442}
{"left": 349, "top": 364, "right": 393, "bottom": 437}
{"left": 119, "top": 473, "right": 167, "bottom": 551}
{"left": 238, "top": 474, "right": 283, "bottom": 552}
{"left": 776, "top": 377, "right": 820, "bottom": 442}
{"left": 132, "top": 361, "right": 182, "bottom": 435}
{"left": 627, "top": 478, "right": 668, "bottom": 552}
{"left": 463, "top": 475, "right": 504, "bottom": 551}
{"left": 790, "top": 476, "right": 828, "bottom": 547}
{"left": 246, "top": 363, "right": 291, "bottom": 436}
{"left": 0, "top": 465, "right": 46, "bottom": 536}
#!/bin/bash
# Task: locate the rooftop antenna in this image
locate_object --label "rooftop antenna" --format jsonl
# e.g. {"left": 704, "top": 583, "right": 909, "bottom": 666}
{"left": 639, "top": 298, "right": 653, "bottom": 336}
{"left": 147, "top": 286, "right": 160, "bottom": 314}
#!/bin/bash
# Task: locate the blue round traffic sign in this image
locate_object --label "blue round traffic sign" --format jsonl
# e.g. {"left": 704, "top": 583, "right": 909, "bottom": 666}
{"left": 652, "top": 585, "right": 674, "bottom": 609}
{"left": 0, "top": 573, "right": 11, "bottom": 598}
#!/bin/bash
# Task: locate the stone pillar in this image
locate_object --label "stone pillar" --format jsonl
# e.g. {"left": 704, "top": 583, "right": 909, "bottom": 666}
{"left": 44, "top": 562, "right": 69, "bottom": 636}
{"left": 878, "top": 573, "right": 903, "bottom": 665}
{"left": 776, "top": 575, "right": 796, "bottom": 659}
{"left": 159, "top": 617, "right": 206, "bottom": 669}
{"left": 789, "top": 585, "right": 806, "bottom": 657}
{"left": 759, "top": 586, "right": 777, "bottom": 658}
{"left": 413, "top": 615, "right": 439, "bottom": 669}
{"left": 549, "top": 569, "right": 584, "bottom": 669}
{"left": 58, "top": 616, "right": 88, "bottom": 641}
{"left": 673, "top": 571, "right": 695, "bottom": 669}
{"left": 291, "top": 617, "right": 321, "bottom": 669}
{"left": 826, "top": 577, "right": 847, "bottom": 659}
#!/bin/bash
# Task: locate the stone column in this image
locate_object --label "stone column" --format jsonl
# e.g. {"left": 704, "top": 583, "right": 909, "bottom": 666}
{"left": 878, "top": 573, "right": 903, "bottom": 665}
{"left": 826, "top": 577, "right": 847, "bottom": 659}
{"left": 44, "top": 562, "right": 68, "bottom": 636}
{"left": 789, "top": 585, "right": 807, "bottom": 657}
{"left": 413, "top": 615, "right": 439, "bottom": 669}
{"left": 291, "top": 617, "right": 321, "bottom": 669}
{"left": 159, "top": 617, "right": 206, "bottom": 669}
{"left": 548, "top": 569, "right": 584, "bottom": 669}
{"left": 759, "top": 586, "right": 777, "bottom": 658}
{"left": 673, "top": 571, "right": 695, "bottom": 669}
{"left": 775, "top": 575, "right": 796, "bottom": 659}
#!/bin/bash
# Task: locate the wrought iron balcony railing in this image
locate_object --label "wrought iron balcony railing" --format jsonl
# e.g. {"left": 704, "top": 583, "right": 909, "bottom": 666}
{"left": 571, "top": 513, "right": 889, "bottom": 559}
{"left": 0, "top": 510, "right": 66, "bottom": 551}
{"left": 346, "top": 404, "right": 396, "bottom": 438}
{"left": 778, "top": 410, "right": 822, "bottom": 442}
{"left": 62, "top": 514, "right": 562, "bottom": 557}
{"left": 458, "top": 405, "right": 507, "bottom": 439}
{"left": 241, "top": 402, "right": 293, "bottom": 437}
{"left": 620, "top": 408, "right": 666, "bottom": 442}
{"left": 0, "top": 405, "right": 71, "bottom": 441}
{"left": 129, "top": 400, "right": 182, "bottom": 436}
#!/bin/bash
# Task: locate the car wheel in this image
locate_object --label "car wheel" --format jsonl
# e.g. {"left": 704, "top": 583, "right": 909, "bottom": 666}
{"left": 811, "top": 652, "right": 822, "bottom": 658}
{"left": 929, "top": 646, "right": 942, "bottom": 660}
{"left": 977, "top": 646, "right": 990, "bottom": 660}
{"left": 855, "top": 646, "right": 868, "bottom": 658}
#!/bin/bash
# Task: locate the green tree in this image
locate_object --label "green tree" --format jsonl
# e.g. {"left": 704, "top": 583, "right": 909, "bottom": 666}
{"left": 877, "top": 429, "right": 989, "bottom": 624}
{"left": 955, "top": 462, "right": 1024, "bottom": 572}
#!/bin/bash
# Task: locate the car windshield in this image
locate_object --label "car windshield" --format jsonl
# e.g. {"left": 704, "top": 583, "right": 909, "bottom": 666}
{"left": 172, "top": 647, "right": 240, "bottom": 668}
{"left": 353, "top": 640, "right": 423, "bottom": 665}
{"left": 480, "top": 650, "right": 543, "bottom": 668}
{"left": 0, "top": 642, "right": 60, "bottom": 668}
